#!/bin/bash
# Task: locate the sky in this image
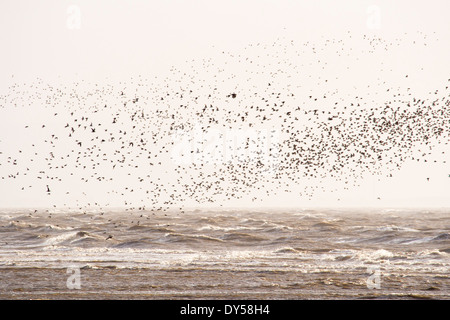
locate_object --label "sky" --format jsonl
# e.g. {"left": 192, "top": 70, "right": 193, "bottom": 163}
{"left": 0, "top": 0, "right": 449, "bottom": 209}
{"left": 0, "top": 0, "right": 449, "bottom": 80}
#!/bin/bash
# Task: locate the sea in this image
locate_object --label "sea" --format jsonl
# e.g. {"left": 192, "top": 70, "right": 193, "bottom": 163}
{"left": 0, "top": 208, "right": 448, "bottom": 299}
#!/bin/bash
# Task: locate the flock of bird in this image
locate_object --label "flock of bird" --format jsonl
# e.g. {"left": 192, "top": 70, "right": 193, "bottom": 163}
{"left": 0, "top": 33, "right": 449, "bottom": 214}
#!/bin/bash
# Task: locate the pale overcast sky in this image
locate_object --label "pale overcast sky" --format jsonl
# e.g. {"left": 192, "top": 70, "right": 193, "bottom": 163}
{"left": 0, "top": 0, "right": 449, "bottom": 209}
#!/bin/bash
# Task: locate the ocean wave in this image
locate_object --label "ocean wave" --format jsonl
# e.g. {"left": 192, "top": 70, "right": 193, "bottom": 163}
{"left": 162, "top": 232, "right": 223, "bottom": 243}
{"left": 196, "top": 224, "right": 259, "bottom": 232}
{"left": 376, "top": 225, "right": 420, "bottom": 232}
{"left": 416, "top": 249, "right": 447, "bottom": 257}
{"left": 432, "top": 233, "right": 450, "bottom": 241}
{"left": 40, "top": 231, "right": 95, "bottom": 246}
{"left": 220, "top": 232, "right": 267, "bottom": 242}
{"left": 127, "top": 225, "right": 175, "bottom": 233}
{"left": 0, "top": 221, "right": 31, "bottom": 231}
{"left": 274, "top": 247, "right": 300, "bottom": 254}
{"left": 398, "top": 233, "right": 450, "bottom": 245}
{"left": 356, "top": 249, "right": 395, "bottom": 261}
{"left": 348, "top": 225, "right": 419, "bottom": 233}
{"left": 112, "top": 240, "right": 153, "bottom": 248}
{"left": 311, "top": 222, "right": 340, "bottom": 230}
{"left": 358, "top": 234, "right": 399, "bottom": 244}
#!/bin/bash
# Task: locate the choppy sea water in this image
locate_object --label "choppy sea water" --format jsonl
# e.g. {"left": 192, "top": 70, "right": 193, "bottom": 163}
{"left": 0, "top": 208, "right": 448, "bottom": 299}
